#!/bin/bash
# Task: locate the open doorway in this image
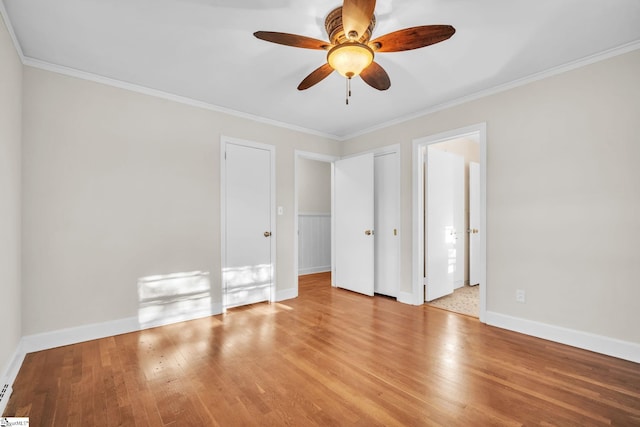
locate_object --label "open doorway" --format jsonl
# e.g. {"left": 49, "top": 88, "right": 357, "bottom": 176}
{"left": 297, "top": 157, "right": 333, "bottom": 276}
{"left": 294, "top": 147, "right": 400, "bottom": 299}
{"left": 412, "top": 124, "right": 487, "bottom": 322}
{"left": 294, "top": 151, "right": 339, "bottom": 292}
{"left": 424, "top": 137, "right": 480, "bottom": 317}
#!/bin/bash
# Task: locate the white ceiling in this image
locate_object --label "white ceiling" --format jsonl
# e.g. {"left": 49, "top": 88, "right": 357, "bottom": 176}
{"left": 3, "top": 0, "right": 640, "bottom": 139}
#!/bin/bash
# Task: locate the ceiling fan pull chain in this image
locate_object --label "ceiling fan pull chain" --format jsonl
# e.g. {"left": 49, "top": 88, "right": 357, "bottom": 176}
{"left": 345, "top": 78, "right": 349, "bottom": 105}
{"left": 346, "top": 77, "right": 352, "bottom": 105}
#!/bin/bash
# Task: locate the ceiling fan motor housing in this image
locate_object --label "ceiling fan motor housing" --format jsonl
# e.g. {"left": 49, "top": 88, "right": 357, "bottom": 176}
{"left": 325, "top": 7, "right": 376, "bottom": 45}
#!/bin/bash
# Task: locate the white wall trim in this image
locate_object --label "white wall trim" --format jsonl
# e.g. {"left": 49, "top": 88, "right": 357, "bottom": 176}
{"left": 21, "top": 57, "right": 341, "bottom": 141}
{"left": 0, "top": 344, "right": 23, "bottom": 414}
{"left": 486, "top": 311, "right": 640, "bottom": 364}
{"left": 21, "top": 317, "right": 140, "bottom": 354}
{"left": 276, "top": 287, "right": 298, "bottom": 302}
{"left": 9, "top": 34, "right": 638, "bottom": 143}
{"left": 0, "top": 0, "right": 25, "bottom": 62}
{"left": 341, "top": 143, "right": 401, "bottom": 159}
{"left": 299, "top": 212, "right": 331, "bottom": 217}
{"left": 298, "top": 266, "right": 331, "bottom": 276}
{"left": 343, "top": 40, "right": 640, "bottom": 141}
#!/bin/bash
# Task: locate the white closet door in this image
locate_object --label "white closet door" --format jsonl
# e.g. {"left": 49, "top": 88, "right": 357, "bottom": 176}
{"left": 334, "top": 154, "right": 375, "bottom": 296}
{"left": 374, "top": 152, "right": 399, "bottom": 297}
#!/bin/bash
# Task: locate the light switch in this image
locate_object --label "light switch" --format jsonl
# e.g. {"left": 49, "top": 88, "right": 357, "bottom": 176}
{"left": 278, "top": 206, "right": 284, "bottom": 215}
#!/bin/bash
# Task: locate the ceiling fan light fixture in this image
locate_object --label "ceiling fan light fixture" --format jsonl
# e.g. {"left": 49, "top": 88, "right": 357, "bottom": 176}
{"left": 327, "top": 43, "right": 374, "bottom": 78}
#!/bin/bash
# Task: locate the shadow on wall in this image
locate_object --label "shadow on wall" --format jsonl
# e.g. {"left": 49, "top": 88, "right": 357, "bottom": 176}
{"left": 137, "top": 271, "right": 212, "bottom": 329}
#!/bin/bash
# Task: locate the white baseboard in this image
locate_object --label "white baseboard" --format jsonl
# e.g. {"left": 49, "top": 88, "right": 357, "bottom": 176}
{"left": 139, "top": 303, "right": 223, "bottom": 330}
{"left": 486, "top": 311, "right": 640, "bottom": 363}
{"left": 0, "top": 344, "right": 23, "bottom": 415}
{"left": 21, "top": 317, "right": 139, "bottom": 355}
{"left": 0, "top": 383, "right": 12, "bottom": 415}
{"left": 276, "top": 287, "right": 298, "bottom": 302}
{"left": 298, "top": 266, "right": 331, "bottom": 276}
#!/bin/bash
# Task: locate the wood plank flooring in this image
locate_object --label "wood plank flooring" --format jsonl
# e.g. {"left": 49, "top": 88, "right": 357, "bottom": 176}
{"left": 4, "top": 272, "right": 640, "bottom": 426}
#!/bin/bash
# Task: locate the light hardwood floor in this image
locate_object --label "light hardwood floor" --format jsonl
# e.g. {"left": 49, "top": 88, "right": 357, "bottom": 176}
{"left": 4, "top": 272, "right": 640, "bottom": 425}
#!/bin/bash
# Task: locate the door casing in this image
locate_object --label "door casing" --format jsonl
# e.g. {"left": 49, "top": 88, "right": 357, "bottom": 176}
{"left": 412, "top": 124, "right": 487, "bottom": 322}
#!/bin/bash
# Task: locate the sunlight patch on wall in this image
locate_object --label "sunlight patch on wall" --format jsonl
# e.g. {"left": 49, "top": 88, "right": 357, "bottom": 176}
{"left": 138, "top": 271, "right": 212, "bottom": 328}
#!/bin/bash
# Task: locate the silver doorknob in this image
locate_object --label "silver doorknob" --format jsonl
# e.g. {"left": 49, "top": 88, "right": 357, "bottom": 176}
{"left": 364, "top": 230, "right": 374, "bottom": 236}
{"left": 264, "top": 231, "right": 272, "bottom": 237}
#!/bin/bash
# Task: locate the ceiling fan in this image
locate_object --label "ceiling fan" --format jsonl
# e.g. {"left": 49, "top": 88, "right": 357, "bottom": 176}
{"left": 254, "top": 0, "right": 455, "bottom": 103}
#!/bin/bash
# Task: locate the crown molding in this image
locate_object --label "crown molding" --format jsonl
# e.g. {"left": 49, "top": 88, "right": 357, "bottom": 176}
{"left": 0, "top": 0, "right": 25, "bottom": 62}
{"left": 342, "top": 39, "right": 640, "bottom": 141}
{"left": 21, "top": 57, "right": 343, "bottom": 142}
{"left": 5, "top": 0, "right": 639, "bottom": 144}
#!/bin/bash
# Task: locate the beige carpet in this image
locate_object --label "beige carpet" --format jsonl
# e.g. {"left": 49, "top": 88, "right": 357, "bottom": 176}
{"left": 426, "top": 285, "right": 479, "bottom": 317}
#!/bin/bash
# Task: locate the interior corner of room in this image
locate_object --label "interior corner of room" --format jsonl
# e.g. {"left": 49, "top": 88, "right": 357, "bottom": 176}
{"left": 2, "top": 1, "right": 640, "bottom": 417}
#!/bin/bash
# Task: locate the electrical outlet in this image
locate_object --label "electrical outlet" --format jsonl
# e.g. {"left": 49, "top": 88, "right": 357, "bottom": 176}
{"left": 516, "top": 289, "right": 526, "bottom": 303}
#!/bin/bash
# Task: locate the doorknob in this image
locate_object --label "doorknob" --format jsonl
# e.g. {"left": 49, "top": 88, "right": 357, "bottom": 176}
{"left": 264, "top": 231, "right": 272, "bottom": 237}
{"left": 364, "top": 230, "right": 374, "bottom": 236}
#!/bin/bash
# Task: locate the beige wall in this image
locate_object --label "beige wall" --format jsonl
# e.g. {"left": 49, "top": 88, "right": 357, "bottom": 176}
{"left": 297, "top": 158, "right": 331, "bottom": 213}
{"left": 21, "top": 67, "right": 339, "bottom": 335}
{"left": 0, "top": 15, "right": 22, "bottom": 378}
{"left": 8, "top": 23, "right": 640, "bottom": 354}
{"left": 343, "top": 50, "right": 640, "bottom": 344}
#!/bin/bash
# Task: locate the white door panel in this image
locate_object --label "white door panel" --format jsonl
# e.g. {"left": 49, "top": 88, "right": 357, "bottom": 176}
{"left": 374, "top": 153, "right": 399, "bottom": 297}
{"left": 223, "top": 141, "right": 273, "bottom": 308}
{"left": 334, "top": 154, "right": 374, "bottom": 296}
{"left": 453, "top": 154, "right": 465, "bottom": 288}
{"left": 426, "top": 149, "right": 464, "bottom": 301}
{"left": 469, "top": 161, "right": 480, "bottom": 286}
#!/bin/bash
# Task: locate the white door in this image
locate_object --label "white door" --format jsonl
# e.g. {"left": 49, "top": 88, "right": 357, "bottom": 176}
{"left": 374, "top": 153, "right": 399, "bottom": 297}
{"left": 453, "top": 154, "right": 465, "bottom": 288}
{"left": 469, "top": 161, "right": 480, "bottom": 286}
{"left": 334, "top": 153, "right": 375, "bottom": 296}
{"left": 426, "top": 148, "right": 463, "bottom": 301}
{"left": 223, "top": 140, "right": 274, "bottom": 309}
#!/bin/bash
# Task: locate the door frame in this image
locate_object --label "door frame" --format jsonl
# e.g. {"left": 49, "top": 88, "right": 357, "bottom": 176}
{"left": 412, "top": 124, "right": 487, "bottom": 322}
{"left": 293, "top": 145, "right": 401, "bottom": 295}
{"left": 294, "top": 151, "right": 340, "bottom": 293}
{"left": 221, "top": 135, "right": 277, "bottom": 310}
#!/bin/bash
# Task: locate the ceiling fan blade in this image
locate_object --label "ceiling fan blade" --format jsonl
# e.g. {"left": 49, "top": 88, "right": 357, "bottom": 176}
{"left": 298, "top": 63, "right": 334, "bottom": 90}
{"left": 342, "top": 0, "right": 376, "bottom": 41}
{"left": 360, "top": 61, "right": 390, "bottom": 91}
{"left": 370, "top": 25, "right": 456, "bottom": 52}
{"left": 254, "top": 31, "right": 330, "bottom": 50}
